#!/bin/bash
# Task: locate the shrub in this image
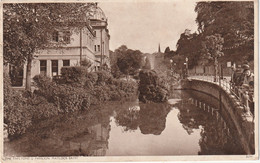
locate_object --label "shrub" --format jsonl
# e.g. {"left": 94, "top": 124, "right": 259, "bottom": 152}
{"left": 58, "top": 85, "right": 91, "bottom": 112}
{"left": 4, "top": 72, "right": 32, "bottom": 137}
{"left": 108, "top": 78, "right": 138, "bottom": 101}
{"left": 33, "top": 74, "right": 59, "bottom": 103}
{"left": 80, "top": 58, "right": 92, "bottom": 68}
{"left": 85, "top": 72, "right": 98, "bottom": 89}
{"left": 95, "top": 70, "right": 113, "bottom": 85}
{"left": 27, "top": 95, "right": 59, "bottom": 121}
{"left": 138, "top": 70, "right": 170, "bottom": 103}
{"left": 60, "top": 66, "right": 89, "bottom": 84}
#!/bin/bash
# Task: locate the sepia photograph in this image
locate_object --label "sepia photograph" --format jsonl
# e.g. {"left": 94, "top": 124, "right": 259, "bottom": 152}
{"left": 1, "top": 0, "right": 258, "bottom": 161}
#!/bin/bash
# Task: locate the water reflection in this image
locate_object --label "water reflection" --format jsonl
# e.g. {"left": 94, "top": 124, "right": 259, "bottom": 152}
{"left": 139, "top": 103, "right": 171, "bottom": 135}
{"left": 4, "top": 90, "right": 245, "bottom": 156}
{"left": 114, "top": 102, "right": 171, "bottom": 135}
{"left": 175, "top": 90, "right": 245, "bottom": 155}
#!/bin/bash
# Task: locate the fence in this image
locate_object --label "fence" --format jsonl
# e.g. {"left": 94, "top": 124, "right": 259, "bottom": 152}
{"left": 188, "top": 73, "right": 254, "bottom": 117}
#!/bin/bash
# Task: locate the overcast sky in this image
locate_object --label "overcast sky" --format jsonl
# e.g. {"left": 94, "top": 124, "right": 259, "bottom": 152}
{"left": 99, "top": 0, "right": 198, "bottom": 54}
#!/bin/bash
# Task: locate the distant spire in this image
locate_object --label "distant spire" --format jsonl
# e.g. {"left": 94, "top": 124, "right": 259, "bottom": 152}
{"left": 158, "top": 43, "right": 161, "bottom": 53}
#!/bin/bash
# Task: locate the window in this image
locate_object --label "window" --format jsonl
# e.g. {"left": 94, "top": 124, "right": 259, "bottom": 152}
{"left": 94, "top": 45, "right": 97, "bottom": 52}
{"left": 63, "top": 31, "right": 70, "bottom": 43}
{"left": 40, "top": 60, "right": 47, "bottom": 75}
{"left": 97, "top": 45, "right": 100, "bottom": 52}
{"left": 51, "top": 60, "right": 58, "bottom": 76}
{"left": 63, "top": 60, "right": 70, "bottom": 66}
{"left": 52, "top": 31, "right": 59, "bottom": 42}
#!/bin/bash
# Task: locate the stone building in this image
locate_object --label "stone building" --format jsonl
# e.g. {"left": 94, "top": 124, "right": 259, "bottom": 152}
{"left": 10, "top": 3, "right": 110, "bottom": 87}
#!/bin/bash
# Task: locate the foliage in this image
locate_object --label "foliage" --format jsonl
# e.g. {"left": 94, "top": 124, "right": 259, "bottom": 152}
{"left": 195, "top": 1, "right": 254, "bottom": 62}
{"left": 202, "top": 34, "right": 224, "bottom": 79}
{"left": 202, "top": 34, "right": 224, "bottom": 60}
{"left": 80, "top": 58, "right": 93, "bottom": 68}
{"left": 138, "top": 70, "right": 170, "bottom": 103}
{"left": 3, "top": 3, "right": 95, "bottom": 90}
{"left": 4, "top": 72, "right": 32, "bottom": 137}
{"left": 95, "top": 70, "right": 113, "bottom": 85}
{"left": 33, "top": 74, "right": 92, "bottom": 112}
{"left": 115, "top": 45, "right": 144, "bottom": 76}
{"left": 4, "top": 69, "right": 138, "bottom": 137}
{"left": 109, "top": 46, "right": 125, "bottom": 78}
{"left": 60, "top": 66, "right": 89, "bottom": 85}
{"left": 27, "top": 95, "right": 59, "bottom": 120}
{"left": 176, "top": 30, "right": 203, "bottom": 68}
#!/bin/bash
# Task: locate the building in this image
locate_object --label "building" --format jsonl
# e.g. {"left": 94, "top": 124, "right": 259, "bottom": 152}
{"left": 9, "top": 3, "right": 110, "bottom": 87}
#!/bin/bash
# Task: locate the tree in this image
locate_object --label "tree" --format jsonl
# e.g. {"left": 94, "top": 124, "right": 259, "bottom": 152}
{"left": 202, "top": 34, "right": 224, "bottom": 81}
{"left": 3, "top": 3, "right": 95, "bottom": 91}
{"left": 116, "top": 46, "right": 144, "bottom": 77}
{"left": 109, "top": 46, "right": 127, "bottom": 78}
{"left": 164, "top": 47, "right": 171, "bottom": 54}
{"left": 176, "top": 30, "right": 203, "bottom": 69}
{"left": 195, "top": 1, "right": 254, "bottom": 63}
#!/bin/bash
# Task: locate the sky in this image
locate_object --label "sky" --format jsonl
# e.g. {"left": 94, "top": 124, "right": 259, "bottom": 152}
{"left": 99, "top": 0, "right": 198, "bottom": 54}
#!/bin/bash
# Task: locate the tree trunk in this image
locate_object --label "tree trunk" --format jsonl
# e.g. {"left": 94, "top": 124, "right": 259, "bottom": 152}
{"left": 25, "top": 56, "right": 32, "bottom": 91}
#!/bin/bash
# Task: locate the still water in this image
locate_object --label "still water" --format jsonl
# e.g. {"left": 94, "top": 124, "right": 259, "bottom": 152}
{"left": 4, "top": 90, "right": 245, "bottom": 156}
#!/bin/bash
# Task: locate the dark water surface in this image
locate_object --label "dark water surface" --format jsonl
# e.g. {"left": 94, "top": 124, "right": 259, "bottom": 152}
{"left": 4, "top": 90, "right": 245, "bottom": 156}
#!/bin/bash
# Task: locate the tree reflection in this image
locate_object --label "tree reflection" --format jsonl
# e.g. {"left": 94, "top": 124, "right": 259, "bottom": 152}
{"left": 114, "top": 107, "right": 140, "bottom": 132}
{"left": 139, "top": 103, "right": 171, "bottom": 135}
{"left": 114, "top": 102, "right": 172, "bottom": 135}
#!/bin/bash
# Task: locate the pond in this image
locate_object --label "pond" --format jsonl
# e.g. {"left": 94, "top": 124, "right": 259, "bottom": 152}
{"left": 4, "top": 90, "right": 245, "bottom": 156}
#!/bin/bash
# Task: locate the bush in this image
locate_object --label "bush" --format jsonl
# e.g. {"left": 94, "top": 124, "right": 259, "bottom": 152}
{"left": 33, "top": 74, "right": 59, "bottom": 103}
{"left": 85, "top": 72, "right": 98, "bottom": 89}
{"left": 4, "top": 72, "right": 32, "bottom": 137}
{"left": 138, "top": 70, "right": 170, "bottom": 103}
{"left": 60, "top": 66, "right": 89, "bottom": 84}
{"left": 58, "top": 85, "right": 91, "bottom": 113}
{"left": 27, "top": 95, "right": 59, "bottom": 120}
{"left": 95, "top": 70, "right": 113, "bottom": 85}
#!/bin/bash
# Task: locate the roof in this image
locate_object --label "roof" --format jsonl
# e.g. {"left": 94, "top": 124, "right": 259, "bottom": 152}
{"left": 88, "top": 3, "right": 107, "bottom": 22}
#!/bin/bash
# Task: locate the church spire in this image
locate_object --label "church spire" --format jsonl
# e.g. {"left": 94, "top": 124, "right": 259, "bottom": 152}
{"left": 158, "top": 43, "right": 161, "bottom": 53}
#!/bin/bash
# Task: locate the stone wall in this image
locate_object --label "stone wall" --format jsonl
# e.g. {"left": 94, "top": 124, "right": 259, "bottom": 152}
{"left": 181, "top": 79, "right": 255, "bottom": 154}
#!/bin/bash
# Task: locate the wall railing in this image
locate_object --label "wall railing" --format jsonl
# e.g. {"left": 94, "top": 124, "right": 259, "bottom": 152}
{"left": 188, "top": 73, "right": 254, "bottom": 118}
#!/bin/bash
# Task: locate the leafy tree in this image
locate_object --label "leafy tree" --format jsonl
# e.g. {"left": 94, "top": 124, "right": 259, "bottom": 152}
{"left": 116, "top": 46, "right": 144, "bottom": 77}
{"left": 176, "top": 30, "right": 203, "bottom": 68}
{"left": 109, "top": 48, "right": 124, "bottom": 78}
{"left": 3, "top": 3, "right": 95, "bottom": 91}
{"left": 202, "top": 34, "right": 224, "bottom": 81}
{"left": 195, "top": 1, "right": 254, "bottom": 63}
{"left": 163, "top": 46, "right": 176, "bottom": 60}
{"left": 164, "top": 47, "right": 171, "bottom": 54}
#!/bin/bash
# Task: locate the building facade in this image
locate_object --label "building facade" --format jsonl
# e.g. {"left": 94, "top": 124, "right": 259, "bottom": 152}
{"left": 10, "top": 3, "right": 110, "bottom": 87}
